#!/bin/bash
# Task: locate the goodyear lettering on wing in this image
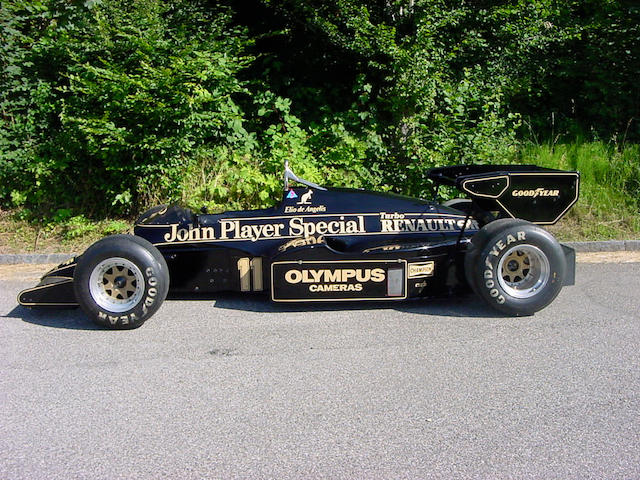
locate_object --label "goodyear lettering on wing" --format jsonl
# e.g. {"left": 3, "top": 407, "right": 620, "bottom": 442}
{"left": 511, "top": 188, "right": 560, "bottom": 198}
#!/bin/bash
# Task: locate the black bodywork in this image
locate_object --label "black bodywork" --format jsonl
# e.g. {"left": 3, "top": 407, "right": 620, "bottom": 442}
{"left": 19, "top": 165, "right": 579, "bottom": 307}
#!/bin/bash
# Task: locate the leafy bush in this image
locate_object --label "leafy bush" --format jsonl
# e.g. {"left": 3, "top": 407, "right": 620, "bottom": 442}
{"left": 1, "top": 0, "right": 639, "bottom": 221}
{"left": 1, "top": 0, "right": 252, "bottom": 215}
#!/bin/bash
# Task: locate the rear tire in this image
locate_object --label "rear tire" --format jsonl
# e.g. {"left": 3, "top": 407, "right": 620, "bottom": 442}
{"left": 73, "top": 235, "right": 169, "bottom": 329}
{"left": 465, "top": 220, "right": 565, "bottom": 315}
{"left": 463, "top": 218, "right": 529, "bottom": 294}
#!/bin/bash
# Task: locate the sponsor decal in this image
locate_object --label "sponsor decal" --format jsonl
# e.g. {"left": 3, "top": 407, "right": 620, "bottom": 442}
{"left": 155, "top": 211, "right": 478, "bottom": 245}
{"left": 297, "top": 189, "right": 313, "bottom": 205}
{"left": 285, "top": 267, "right": 386, "bottom": 285}
{"left": 284, "top": 205, "right": 327, "bottom": 213}
{"left": 379, "top": 212, "right": 479, "bottom": 233}
{"left": 278, "top": 235, "right": 324, "bottom": 252}
{"left": 286, "top": 189, "right": 298, "bottom": 199}
{"left": 162, "top": 216, "right": 366, "bottom": 243}
{"left": 363, "top": 244, "right": 402, "bottom": 253}
{"left": 511, "top": 188, "right": 560, "bottom": 198}
{"left": 408, "top": 261, "right": 435, "bottom": 279}
{"left": 286, "top": 216, "right": 365, "bottom": 237}
{"left": 282, "top": 266, "right": 386, "bottom": 293}
{"left": 272, "top": 260, "right": 407, "bottom": 301}
{"left": 487, "top": 231, "right": 525, "bottom": 258}
{"left": 163, "top": 224, "right": 219, "bottom": 243}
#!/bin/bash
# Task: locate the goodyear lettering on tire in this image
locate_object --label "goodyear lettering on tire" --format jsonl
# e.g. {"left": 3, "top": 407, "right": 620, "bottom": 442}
{"left": 482, "top": 230, "right": 527, "bottom": 305}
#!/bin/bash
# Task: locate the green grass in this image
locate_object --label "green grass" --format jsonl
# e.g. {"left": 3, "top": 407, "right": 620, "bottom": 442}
{"left": 1, "top": 141, "right": 638, "bottom": 253}
{"left": 0, "top": 210, "right": 130, "bottom": 254}
{"left": 516, "top": 141, "right": 640, "bottom": 241}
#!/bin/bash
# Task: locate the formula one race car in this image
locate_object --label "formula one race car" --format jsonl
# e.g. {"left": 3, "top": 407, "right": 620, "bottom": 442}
{"left": 19, "top": 162, "right": 580, "bottom": 329}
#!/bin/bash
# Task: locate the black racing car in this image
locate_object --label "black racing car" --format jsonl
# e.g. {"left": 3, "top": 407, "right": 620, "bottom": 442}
{"left": 19, "top": 162, "right": 580, "bottom": 329}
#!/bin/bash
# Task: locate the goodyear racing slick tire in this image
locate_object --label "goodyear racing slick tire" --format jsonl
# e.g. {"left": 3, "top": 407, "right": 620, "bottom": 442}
{"left": 463, "top": 218, "right": 529, "bottom": 294}
{"left": 73, "top": 235, "right": 169, "bottom": 329}
{"left": 465, "top": 219, "right": 565, "bottom": 316}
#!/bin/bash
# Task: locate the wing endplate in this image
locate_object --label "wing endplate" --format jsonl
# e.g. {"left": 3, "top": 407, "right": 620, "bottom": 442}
{"left": 429, "top": 165, "right": 580, "bottom": 224}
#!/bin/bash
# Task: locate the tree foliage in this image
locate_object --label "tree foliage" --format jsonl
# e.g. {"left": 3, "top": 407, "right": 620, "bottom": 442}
{"left": 1, "top": 0, "right": 253, "bottom": 214}
{"left": 1, "top": 0, "right": 638, "bottom": 216}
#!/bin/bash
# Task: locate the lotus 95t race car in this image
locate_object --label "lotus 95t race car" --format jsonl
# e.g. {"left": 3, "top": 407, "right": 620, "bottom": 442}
{"left": 19, "top": 162, "right": 579, "bottom": 329}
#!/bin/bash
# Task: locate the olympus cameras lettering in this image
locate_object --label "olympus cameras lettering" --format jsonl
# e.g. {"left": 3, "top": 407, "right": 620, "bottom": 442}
{"left": 284, "top": 267, "right": 386, "bottom": 293}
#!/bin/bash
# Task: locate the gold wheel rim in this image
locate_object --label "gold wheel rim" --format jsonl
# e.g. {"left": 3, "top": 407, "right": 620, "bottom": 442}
{"left": 89, "top": 257, "right": 144, "bottom": 313}
{"left": 497, "top": 244, "right": 550, "bottom": 299}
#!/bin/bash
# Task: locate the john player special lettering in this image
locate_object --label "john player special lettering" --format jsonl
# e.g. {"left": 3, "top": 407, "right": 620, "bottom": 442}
{"left": 159, "top": 213, "right": 479, "bottom": 245}
{"left": 161, "top": 215, "right": 367, "bottom": 243}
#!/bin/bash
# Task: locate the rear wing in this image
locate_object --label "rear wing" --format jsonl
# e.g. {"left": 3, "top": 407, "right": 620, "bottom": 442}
{"left": 428, "top": 165, "right": 580, "bottom": 225}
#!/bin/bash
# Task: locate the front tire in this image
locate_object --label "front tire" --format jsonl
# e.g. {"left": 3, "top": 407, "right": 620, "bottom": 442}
{"left": 73, "top": 235, "right": 169, "bottom": 329}
{"left": 465, "top": 220, "right": 566, "bottom": 316}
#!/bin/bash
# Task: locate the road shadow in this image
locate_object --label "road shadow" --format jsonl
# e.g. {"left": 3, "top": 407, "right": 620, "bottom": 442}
{"left": 4, "top": 292, "right": 507, "bottom": 331}
{"left": 3, "top": 305, "right": 101, "bottom": 331}
{"left": 185, "top": 292, "right": 507, "bottom": 319}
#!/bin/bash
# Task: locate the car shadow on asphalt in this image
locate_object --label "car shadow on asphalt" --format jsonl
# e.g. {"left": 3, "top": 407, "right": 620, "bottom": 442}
{"left": 3, "top": 305, "right": 101, "bottom": 330}
{"left": 4, "top": 293, "right": 506, "bottom": 331}
{"left": 180, "top": 292, "right": 507, "bottom": 319}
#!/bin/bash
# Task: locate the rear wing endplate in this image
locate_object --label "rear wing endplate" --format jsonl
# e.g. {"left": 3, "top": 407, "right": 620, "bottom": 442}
{"left": 428, "top": 165, "right": 580, "bottom": 225}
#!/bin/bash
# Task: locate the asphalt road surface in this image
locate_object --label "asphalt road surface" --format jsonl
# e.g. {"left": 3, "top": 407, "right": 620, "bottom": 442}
{"left": 1, "top": 261, "right": 639, "bottom": 479}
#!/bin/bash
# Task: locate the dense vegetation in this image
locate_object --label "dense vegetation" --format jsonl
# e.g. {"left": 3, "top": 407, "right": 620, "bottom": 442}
{"left": 1, "top": 0, "right": 638, "bottom": 230}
